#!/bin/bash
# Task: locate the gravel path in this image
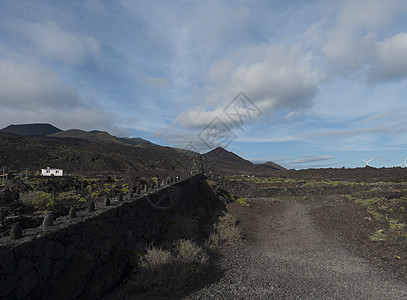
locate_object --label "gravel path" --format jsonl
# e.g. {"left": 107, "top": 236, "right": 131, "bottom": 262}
{"left": 183, "top": 197, "right": 407, "bottom": 299}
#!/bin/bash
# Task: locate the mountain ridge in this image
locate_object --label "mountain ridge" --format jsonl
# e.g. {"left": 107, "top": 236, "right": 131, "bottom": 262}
{"left": 0, "top": 123, "right": 283, "bottom": 175}
{"left": 0, "top": 123, "right": 61, "bottom": 136}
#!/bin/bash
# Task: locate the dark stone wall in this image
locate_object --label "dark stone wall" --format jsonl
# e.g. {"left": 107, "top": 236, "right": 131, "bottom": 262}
{"left": 0, "top": 174, "right": 204, "bottom": 299}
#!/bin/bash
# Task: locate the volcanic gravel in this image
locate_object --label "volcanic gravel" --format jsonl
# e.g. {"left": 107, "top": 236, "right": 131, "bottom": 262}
{"left": 182, "top": 197, "right": 407, "bottom": 299}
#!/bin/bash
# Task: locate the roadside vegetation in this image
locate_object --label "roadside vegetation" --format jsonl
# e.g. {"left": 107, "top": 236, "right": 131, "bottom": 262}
{"left": 343, "top": 187, "right": 406, "bottom": 244}
{"left": 107, "top": 180, "right": 242, "bottom": 299}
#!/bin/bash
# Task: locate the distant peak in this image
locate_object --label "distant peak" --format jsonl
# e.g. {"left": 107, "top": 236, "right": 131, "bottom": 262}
{"left": 0, "top": 123, "right": 61, "bottom": 136}
{"left": 210, "top": 147, "right": 228, "bottom": 153}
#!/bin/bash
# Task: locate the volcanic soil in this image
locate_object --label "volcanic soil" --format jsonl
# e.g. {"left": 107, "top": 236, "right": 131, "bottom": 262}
{"left": 184, "top": 195, "right": 407, "bottom": 299}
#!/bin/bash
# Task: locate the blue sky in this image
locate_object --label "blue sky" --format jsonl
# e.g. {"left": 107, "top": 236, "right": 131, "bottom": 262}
{"left": 1, "top": 0, "right": 407, "bottom": 169}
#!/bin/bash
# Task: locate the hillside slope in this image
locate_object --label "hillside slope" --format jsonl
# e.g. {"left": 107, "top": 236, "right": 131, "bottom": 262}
{"left": 258, "top": 161, "right": 286, "bottom": 171}
{"left": 202, "top": 147, "right": 278, "bottom": 175}
{"left": 0, "top": 134, "right": 196, "bottom": 178}
{"left": 48, "top": 129, "right": 128, "bottom": 144}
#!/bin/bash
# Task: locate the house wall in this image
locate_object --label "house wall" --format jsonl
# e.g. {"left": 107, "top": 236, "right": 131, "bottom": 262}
{"left": 41, "top": 169, "right": 63, "bottom": 177}
{"left": 0, "top": 173, "right": 204, "bottom": 300}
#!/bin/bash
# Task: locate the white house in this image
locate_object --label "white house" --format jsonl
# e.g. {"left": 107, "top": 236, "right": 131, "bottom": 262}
{"left": 41, "top": 167, "right": 64, "bottom": 177}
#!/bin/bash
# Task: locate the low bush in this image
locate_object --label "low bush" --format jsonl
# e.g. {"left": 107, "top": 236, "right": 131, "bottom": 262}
{"left": 369, "top": 229, "right": 386, "bottom": 242}
{"left": 124, "top": 239, "right": 208, "bottom": 296}
{"left": 207, "top": 213, "right": 241, "bottom": 248}
{"left": 236, "top": 197, "right": 250, "bottom": 207}
{"left": 20, "top": 191, "right": 56, "bottom": 210}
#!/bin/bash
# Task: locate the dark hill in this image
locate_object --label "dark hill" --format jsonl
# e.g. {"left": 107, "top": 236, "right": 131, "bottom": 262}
{"left": 48, "top": 129, "right": 127, "bottom": 144}
{"left": 49, "top": 130, "right": 155, "bottom": 147}
{"left": 202, "top": 147, "right": 278, "bottom": 175}
{"left": 0, "top": 134, "right": 198, "bottom": 178}
{"left": 118, "top": 137, "right": 153, "bottom": 146}
{"left": 258, "top": 161, "right": 286, "bottom": 171}
{"left": 1, "top": 123, "right": 61, "bottom": 136}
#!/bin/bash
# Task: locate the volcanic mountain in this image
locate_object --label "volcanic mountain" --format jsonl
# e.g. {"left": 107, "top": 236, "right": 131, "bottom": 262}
{"left": 48, "top": 129, "right": 128, "bottom": 144}
{"left": 0, "top": 123, "right": 283, "bottom": 177}
{"left": 259, "top": 161, "right": 286, "bottom": 171}
{"left": 202, "top": 147, "right": 283, "bottom": 175}
{"left": 0, "top": 123, "right": 61, "bottom": 136}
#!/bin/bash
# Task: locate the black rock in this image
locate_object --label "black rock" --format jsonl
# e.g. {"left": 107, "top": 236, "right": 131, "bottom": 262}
{"left": 42, "top": 214, "right": 54, "bottom": 229}
{"left": 88, "top": 202, "right": 95, "bottom": 212}
{"left": 69, "top": 207, "right": 77, "bottom": 218}
{"left": 10, "top": 224, "right": 23, "bottom": 240}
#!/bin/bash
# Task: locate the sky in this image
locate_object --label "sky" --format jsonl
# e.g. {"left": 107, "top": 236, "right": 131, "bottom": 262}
{"left": 1, "top": 0, "right": 407, "bottom": 169}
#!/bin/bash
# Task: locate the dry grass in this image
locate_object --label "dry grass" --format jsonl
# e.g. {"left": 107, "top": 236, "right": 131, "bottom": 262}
{"left": 123, "top": 239, "right": 208, "bottom": 296}
{"left": 206, "top": 213, "right": 241, "bottom": 249}
{"left": 369, "top": 229, "right": 387, "bottom": 242}
{"left": 118, "top": 211, "right": 241, "bottom": 297}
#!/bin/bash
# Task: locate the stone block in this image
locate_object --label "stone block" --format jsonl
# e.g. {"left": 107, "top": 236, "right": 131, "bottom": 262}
{"left": 45, "top": 240, "right": 54, "bottom": 258}
{"left": 88, "top": 201, "right": 95, "bottom": 212}
{"left": 0, "top": 275, "right": 18, "bottom": 296}
{"left": 15, "top": 241, "right": 32, "bottom": 258}
{"left": 51, "top": 259, "right": 67, "bottom": 280}
{"left": 0, "top": 250, "right": 16, "bottom": 275}
{"left": 32, "top": 237, "right": 45, "bottom": 257}
{"left": 17, "top": 257, "right": 33, "bottom": 277}
{"left": 22, "top": 270, "right": 39, "bottom": 294}
{"left": 10, "top": 224, "right": 23, "bottom": 240}
{"left": 42, "top": 214, "right": 54, "bottom": 229}
{"left": 38, "top": 258, "right": 52, "bottom": 281}
{"left": 53, "top": 241, "right": 65, "bottom": 260}
{"left": 64, "top": 243, "right": 76, "bottom": 260}
{"left": 14, "top": 287, "right": 27, "bottom": 300}
{"left": 69, "top": 207, "right": 77, "bottom": 218}
{"left": 55, "top": 227, "right": 67, "bottom": 242}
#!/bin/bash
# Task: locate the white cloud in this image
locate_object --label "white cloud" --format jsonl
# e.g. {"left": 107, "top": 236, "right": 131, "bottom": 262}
{"left": 4, "top": 19, "right": 100, "bottom": 65}
{"left": 0, "top": 60, "right": 80, "bottom": 109}
{"left": 290, "top": 154, "right": 334, "bottom": 164}
{"left": 338, "top": 0, "right": 406, "bottom": 30}
{"left": 0, "top": 59, "right": 121, "bottom": 134}
{"left": 368, "top": 33, "right": 407, "bottom": 82}
{"left": 178, "top": 43, "right": 320, "bottom": 130}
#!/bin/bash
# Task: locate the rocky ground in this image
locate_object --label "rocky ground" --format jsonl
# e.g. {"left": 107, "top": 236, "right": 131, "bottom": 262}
{"left": 183, "top": 197, "right": 407, "bottom": 299}
{"left": 2, "top": 168, "right": 407, "bottom": 299}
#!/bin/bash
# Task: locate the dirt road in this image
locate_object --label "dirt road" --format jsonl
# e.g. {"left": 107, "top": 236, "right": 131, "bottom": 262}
{"left": 184, "top": 197, "right": 407, "bottom": 299}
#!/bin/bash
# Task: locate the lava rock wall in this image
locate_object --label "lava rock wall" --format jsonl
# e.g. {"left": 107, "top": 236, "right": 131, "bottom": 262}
{"left": 0, "top": 174, "right": 204, "bottom": 299}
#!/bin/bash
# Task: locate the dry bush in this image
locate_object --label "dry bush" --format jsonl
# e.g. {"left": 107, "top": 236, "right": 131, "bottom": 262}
{"left": 206, "top": 213, "right": 241, "bottom": 249}
{"left": 174, "top": 239, "right": 209, "bottom": 272}
{"left": 123, "top": 239, "right": 208, "bottom": 296}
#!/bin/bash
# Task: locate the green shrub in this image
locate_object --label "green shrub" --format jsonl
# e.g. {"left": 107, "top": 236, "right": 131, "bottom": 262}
{"left": 370, "top": 211, "right": 385, "bottom": 221}
{"left": 79, "top": 197, "right": 87, "bottom": 203}
{"left": 31, "top": 191, "right": 56, "bottom": 209}
{"left": 389, "top": 219, "right": 405, "bottom": 231}
{"left": 121, "top": 184, "right": 129, "bottom": 193}
{"left": 57, "top": 191, "right": 80, "bottom": 202}
{"left": 369, "top": 229, "right": 386, "bottom": 242}
{"left": 236, "top": 197, "right": 250, "bottom": 207}
{"left": 91, "top": 191, "right": 101, "bottom": 198}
